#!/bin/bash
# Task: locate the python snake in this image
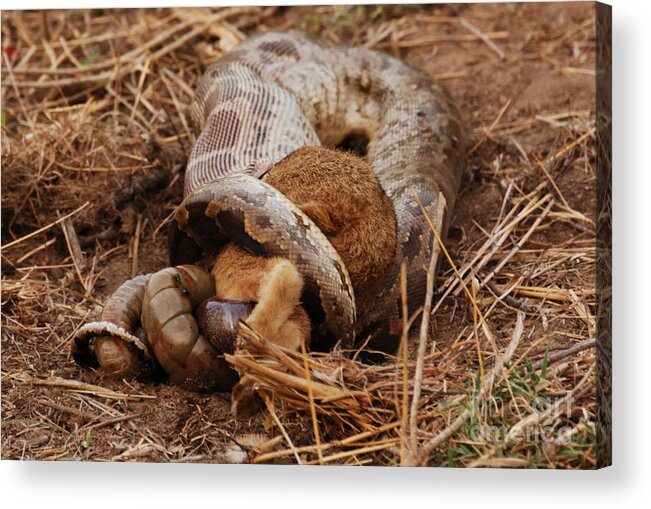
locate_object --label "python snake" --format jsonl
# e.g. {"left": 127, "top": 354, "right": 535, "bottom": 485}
{"left": 73, "top": 30, "right": 465, "bottom": 388}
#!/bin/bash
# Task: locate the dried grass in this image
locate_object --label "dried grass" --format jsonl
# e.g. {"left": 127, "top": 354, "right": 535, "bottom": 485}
{"left": 2, "top": 4, "right": 598, "bottom": 467}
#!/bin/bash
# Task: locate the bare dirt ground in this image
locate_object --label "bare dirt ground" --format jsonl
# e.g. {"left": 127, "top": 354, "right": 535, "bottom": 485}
{"left": 1, "top": 3, "right": 598, "bottom": 467}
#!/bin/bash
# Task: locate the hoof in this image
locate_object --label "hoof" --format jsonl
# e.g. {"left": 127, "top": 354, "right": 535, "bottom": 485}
{"left": 141, "top": 265, "right": 239, "bottom": 392}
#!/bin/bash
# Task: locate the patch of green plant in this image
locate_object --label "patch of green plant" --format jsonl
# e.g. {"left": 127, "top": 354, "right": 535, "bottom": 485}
{"left": 91, "top": 8, "right": 117, "bottom": 17}
{"left": 2, "top": 417, "right": 69, "bottom": 435}
{"left": 81, "top": 49, "right": 101, "bottom": 67}
{"left": 328, "top": 6, "right": 354, "bottom": 30}
{"left": 2, "top": 418, "right": 46, "bottom": 426}
{"left": 82, "top": 429, "right": 93, "bottom": 449}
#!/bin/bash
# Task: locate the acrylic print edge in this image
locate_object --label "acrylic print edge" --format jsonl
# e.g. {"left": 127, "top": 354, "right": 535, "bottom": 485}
{"left": 595, "top": 0, "right": 612, "bottom": 469}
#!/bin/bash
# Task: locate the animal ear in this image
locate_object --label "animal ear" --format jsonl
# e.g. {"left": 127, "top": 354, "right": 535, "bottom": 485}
{"left": 298, "top": 201, "right": 342, "bottom": 235}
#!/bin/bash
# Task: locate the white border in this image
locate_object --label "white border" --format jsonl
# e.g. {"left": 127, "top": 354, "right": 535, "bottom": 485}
{"left": 2, "top": 0, "right": 651, "bottom": 507}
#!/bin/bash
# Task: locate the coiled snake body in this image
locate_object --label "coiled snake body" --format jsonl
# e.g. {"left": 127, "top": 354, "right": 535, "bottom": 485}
{"left": 73, "top": 31, "right": 465, "bottom": 387}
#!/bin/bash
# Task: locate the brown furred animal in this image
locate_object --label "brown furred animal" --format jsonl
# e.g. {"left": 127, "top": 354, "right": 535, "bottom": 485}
{"left": 211, "top": 146, "right": 397, "bottom": 352}
{"left": 172, "top": 30, "right": 465, "bottom": 354}
{"left": 72, "top": 30, "right": 465, "bottom": 398}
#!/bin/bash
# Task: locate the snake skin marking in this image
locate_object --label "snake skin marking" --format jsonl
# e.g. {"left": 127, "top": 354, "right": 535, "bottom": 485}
{"left": 173, "top": 31, "right": 465, "bottom": 354}
{"left": 72, "top": 30, "right": 465, "bottom": 389}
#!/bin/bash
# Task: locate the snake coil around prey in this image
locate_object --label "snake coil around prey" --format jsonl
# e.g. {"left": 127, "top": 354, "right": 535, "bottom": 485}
{"left": 72, "top": 30, "right": 466, "bottom": 389}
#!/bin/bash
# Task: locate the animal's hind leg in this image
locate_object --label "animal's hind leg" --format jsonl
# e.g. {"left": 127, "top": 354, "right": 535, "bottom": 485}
{"left": 246, "top": 259, "right": 310, "bottom": 352}
{"left": 212, "top": 243, "right": 311, "bottom": 352}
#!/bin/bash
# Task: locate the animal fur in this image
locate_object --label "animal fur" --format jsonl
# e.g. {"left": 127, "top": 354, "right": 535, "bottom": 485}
{"left": 212, "top": 244, "right": 311, "bottom": 351}
{"left": 176, "top": 30, "right": 464, "bottom": 355}
{"left": 211, "top": 146, "right": 397, "bottom": 351}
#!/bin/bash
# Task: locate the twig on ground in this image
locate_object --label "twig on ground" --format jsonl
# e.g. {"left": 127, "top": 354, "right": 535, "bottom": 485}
{"left": 469, "top": 98, "right": 512, "bottom": 154}
{"left": 531, "top": 338, "right": 596, "bottom": 371}
{"left": 300, "top": 340, "right": 324, "bottom": 465}
{"left": 131, "top": 214, "right": 143, "bottom": 278}
{"left": 262, "top": 395, "right": 303, "bottom": 465}
{"left": 1, "top": 201, "right": 90, "bottom": 251}
{"left": 406, "top": 198, "right": 444, "bottom": 465}
{"left": 417, "top": 312, "right": 525, "bottom": 465}
{"left": 505, "top": 365, "right": 594, "bottom": 446}
{"left": 396, "top": 31, "right": 509, "bottom": 49}
{"left": 20, "top": 374, "right": 156, "bottom": 400}
{"left": 460, "top": 17, "right": 506, "bottom": 59}
{"left": 485, "top": 279, "right": 537, "bottom": 313}
{"left": 60, "top": 215, "right": 88, "bottom": 294}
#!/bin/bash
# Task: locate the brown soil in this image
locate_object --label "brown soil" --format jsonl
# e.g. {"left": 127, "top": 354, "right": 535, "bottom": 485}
{"left": 1, "top": 3, "right": 598, "bottom": 467}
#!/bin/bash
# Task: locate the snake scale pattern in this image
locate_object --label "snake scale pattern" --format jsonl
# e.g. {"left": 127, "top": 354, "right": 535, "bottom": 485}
{"left": 73, "top": 30, "right": 466, "bottom": 385}
{"left": 170, "top": 30, "right": 465, "bottom": 353}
